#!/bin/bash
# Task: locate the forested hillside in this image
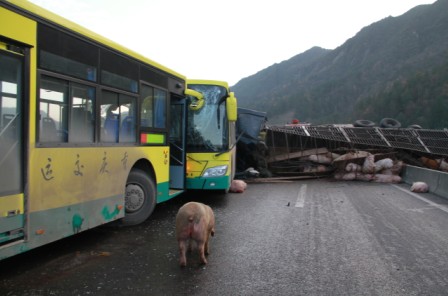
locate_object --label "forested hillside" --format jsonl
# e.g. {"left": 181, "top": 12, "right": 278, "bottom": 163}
{"left": 232, "top": 0, "right": 448, "bottom": 129}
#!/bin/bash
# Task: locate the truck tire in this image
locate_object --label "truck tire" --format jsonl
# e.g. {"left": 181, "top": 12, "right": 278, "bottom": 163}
{"left": 122, "top": 169, "right": 156, "bottom": 226}
{"left": 354, "top": 120, "right": 376, "bottom": 127}
{"left": 408, "top": 124, "right": 422, "bottom": 129}
{"left": 380, "top": 118, "right": 401, "bottom": 128}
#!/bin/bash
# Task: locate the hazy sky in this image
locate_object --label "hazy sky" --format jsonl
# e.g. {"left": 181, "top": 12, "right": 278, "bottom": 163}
{"left": 28, "top": 0, "right": 436, "bottom": 86}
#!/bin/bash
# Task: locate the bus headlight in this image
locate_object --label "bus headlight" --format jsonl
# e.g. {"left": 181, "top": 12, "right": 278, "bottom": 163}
{"left": 203, "top": 165, "right": 228, "bottom": 177}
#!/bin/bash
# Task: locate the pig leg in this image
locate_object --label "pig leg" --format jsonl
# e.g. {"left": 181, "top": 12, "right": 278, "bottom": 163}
{"left": 197, "top": 241, "right": 207, "bottom": 265}
{"left": 204, "top": 239, "right": 209, "bottom": 256}
{"left": 204, "top": 233, "right": 212, "bottom": 255}
{"left": 187, "top": 239, "right": 193, "bottom": 253}
{"left": 178, "top": 240, "right": 188, "bottom": 267}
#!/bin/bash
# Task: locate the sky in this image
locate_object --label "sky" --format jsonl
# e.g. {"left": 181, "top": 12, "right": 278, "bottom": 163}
{"left": 28, "top": 0, "right": 436, "bottom": 86}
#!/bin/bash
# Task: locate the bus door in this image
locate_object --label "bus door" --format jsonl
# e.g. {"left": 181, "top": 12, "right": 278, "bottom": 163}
{"left": 169, "top": 96, "right": 186, "bottom": 189}
{"left": 0, "top": 40, "right": 27, "bottom": 244}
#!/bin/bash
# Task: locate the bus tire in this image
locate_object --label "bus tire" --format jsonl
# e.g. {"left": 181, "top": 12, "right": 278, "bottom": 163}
{"left": 380, "top": 118, "right": 401, "bottom": 128}
{"left": 122, "top": 169, "right": 157, "bottom": 226}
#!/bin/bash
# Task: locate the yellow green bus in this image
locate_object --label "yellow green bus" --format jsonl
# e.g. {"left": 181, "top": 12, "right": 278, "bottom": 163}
{"left": 0, "top": 0, "right": 214, "bottom": 260}
{"left": 185, "top": 80, "right": 237, "bottom": 192}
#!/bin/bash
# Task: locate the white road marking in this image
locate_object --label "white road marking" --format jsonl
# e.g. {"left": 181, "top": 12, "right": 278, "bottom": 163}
{"left": 295, "top": 184, "right": 307, "bottom": 208}
{"left": 392, "top": 184, "right": 448, "bottom": 214}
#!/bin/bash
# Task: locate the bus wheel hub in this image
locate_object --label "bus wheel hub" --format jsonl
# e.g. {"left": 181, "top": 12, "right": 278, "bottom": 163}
{"left": 125, "top": 184, "right": 145, "bottom": 213}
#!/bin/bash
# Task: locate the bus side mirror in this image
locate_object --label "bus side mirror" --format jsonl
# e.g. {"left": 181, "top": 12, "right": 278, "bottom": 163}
{"left": 185, "top": 89, "right": 204, "bottom": 110}
{"left": 226, "top": 92, "right": 237, "bottom": 122}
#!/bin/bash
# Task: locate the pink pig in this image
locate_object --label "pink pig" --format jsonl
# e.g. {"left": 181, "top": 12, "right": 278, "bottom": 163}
{"left": 175, "top": 202, "right": 215, "bottom": 267}
{"left": 410, "top": 182, "right": 429, "bottom": 193}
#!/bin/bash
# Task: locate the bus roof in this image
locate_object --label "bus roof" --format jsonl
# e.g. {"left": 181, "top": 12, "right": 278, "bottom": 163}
{"left": 5, "top": 0, "right": 186, "bottom": 80}
{"left": 187, "top": 79, "right": 230, "bottom": 89}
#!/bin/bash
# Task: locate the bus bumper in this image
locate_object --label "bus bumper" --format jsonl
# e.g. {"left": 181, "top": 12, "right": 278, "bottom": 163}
{"left": 186, "top": 176, "right": 230, "bottom": 190}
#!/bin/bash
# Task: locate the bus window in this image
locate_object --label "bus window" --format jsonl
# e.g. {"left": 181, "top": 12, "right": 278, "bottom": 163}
{"left": 101, "top": 90, "right": 136, "bottom": 143}
{"left": 69, "top": 84, "right": 95, "bottom": 143}
{"left": 101, "top": 91, "right": 119, "bottom": 143}
{"left": 140, "top": 85, "right": 167, "bottom": 129}
{"left": 100, "top": 49, "right": 138, "bottom": 93}
{"left": 154, "top": 89, "right": 166, "bottom": 128}
{"left": 0, "top": 52, "right": 23, "bottom": 196}
{"left": 140, "top": 84, "right": 154, "bottom": 128}
{"left": 38, "top": 24, "right": 98, "bottom": 82}
{"left": 39, "top": 76, "right": 68, "bottom": 143}
{"left": 119, "top": 94, "right": 136, "bottom": 143}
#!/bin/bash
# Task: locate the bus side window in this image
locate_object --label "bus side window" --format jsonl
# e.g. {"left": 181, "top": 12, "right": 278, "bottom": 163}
{"left": 154, "top": 89, "right": 166, "bottom": 128}
{"left": 39, "top": 76, "right": 69, "bottom": 143}
{"left": 119, "top": 95, "right": 136, "bottom": 143}
{"left": 140, "top": 86, "right": 166, "bottom": 129}
{"left": 103, "top": 105, "right": 119, "bottom": 142}
{"left": 101, "top": 90, "right": 137, "bottom": 143}
{"left": 40, "top": 117, "right": 58, "bottom": 142}
{"left": 70, "top": 84, "right": 95, "bottom": 143}
{"left": 120, "top": 115, "right": 135, "bottom": 142}
{"left": 70, "top": 107, "right": 93, "bottom": 142}
{"left": 140, "top": 84, "right": 153, "bottom": 128}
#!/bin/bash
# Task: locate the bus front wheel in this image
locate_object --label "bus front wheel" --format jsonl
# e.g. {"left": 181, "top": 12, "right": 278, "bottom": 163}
{"left": 122, "top": 169, "right": 156, "bottom": 226}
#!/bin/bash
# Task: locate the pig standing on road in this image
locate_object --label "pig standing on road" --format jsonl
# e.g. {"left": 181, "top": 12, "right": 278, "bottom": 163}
{"left": 175, "top": 202, "right": 215, "bottom": 267}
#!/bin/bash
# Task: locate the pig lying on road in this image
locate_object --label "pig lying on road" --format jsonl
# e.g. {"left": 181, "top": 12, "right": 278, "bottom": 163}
{"left": 175, "top": 202, "right": 215, "bottom": 267}
{"left": 411, "top": 182, "right": 429, "bottom": 193}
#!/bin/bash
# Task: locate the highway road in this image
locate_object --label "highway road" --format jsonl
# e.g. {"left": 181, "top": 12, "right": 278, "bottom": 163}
{"left": 1, "top": 179, "right": 448, "bottom": 295}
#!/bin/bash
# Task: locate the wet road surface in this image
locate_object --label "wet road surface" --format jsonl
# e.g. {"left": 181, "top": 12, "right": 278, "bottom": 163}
{"left": 1, "top": 179, "right": 448, "bottom": 295}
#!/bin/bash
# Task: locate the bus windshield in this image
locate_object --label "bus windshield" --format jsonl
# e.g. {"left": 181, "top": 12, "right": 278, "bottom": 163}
{"left": 187, "top": 84, "right": 228, "bottom": 152}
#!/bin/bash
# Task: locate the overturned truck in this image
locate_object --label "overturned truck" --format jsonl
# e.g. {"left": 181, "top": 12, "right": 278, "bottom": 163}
{"left": 264, "top": 124, "right": 448, "bottom": 181}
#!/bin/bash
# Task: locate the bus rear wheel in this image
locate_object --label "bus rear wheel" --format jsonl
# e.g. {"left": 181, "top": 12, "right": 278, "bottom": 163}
{"left": 122, "top": 169, "right": 156, "bottom": 226}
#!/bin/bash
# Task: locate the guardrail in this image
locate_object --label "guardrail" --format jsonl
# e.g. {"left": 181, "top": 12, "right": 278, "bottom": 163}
{"left": 402, "top": 165, "right": 448, "bottom": 199}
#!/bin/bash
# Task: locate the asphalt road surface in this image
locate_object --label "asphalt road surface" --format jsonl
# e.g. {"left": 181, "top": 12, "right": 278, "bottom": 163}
{"left": 1, "top": 179, "right": 448, "bottom": 295}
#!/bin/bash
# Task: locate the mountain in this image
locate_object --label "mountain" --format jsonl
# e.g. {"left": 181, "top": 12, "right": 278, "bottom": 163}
{"left": 232, "top": 0, "right": 448, "bottom": 129}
